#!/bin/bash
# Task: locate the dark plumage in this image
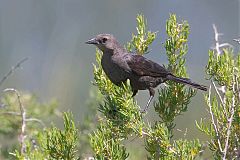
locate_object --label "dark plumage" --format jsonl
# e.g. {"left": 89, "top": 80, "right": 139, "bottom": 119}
{"left": 86, "top": 34, "right": 207, "bottom": 112}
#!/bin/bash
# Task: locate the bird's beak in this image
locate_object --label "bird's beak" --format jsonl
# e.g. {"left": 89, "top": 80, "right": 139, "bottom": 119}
{"left": 85, "top": 38, "right": 99, "bottom": 45}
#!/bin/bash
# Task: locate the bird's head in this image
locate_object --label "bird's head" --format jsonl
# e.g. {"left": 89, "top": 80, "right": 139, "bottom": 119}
{"left": 85, "top": 34, "right": 119, "bottom": 52}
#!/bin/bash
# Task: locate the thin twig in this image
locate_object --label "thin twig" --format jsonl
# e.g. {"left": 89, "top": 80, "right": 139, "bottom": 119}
{"left": 0, "top": 112, "right": 45, "bottom": 127}
{"left": 219, "top": 43, "right": 232, "bottom": 48}
{"left": 25, "top": 118, "right": 45, "bottom": 127}
{"left": 233, "top": 38, "right": 240, "bottom": 44}
{"left": 223, "top": 105, "right": 234, "bottom": 159}
{"left": 211, "top": 80, "right": 227, "bottom": 116}
{"left": 223, "top": 76, "right": 236, "bottom": 159}
{"left": 0, "top": 111, "right": 21, "bottom": 116}
{"left": 208, "top": 85, "right": 223, "bottom": 152}
{"left": 0, "top": 57, "right": 28, "bottom": 86}
{"left": 213, "top": 24, "right": 222, "bottom": 55}
{"left": 212, "top": 24, "right": 232, "bottom": 55}
{"left": 3, "top": 88, "right": 26, "bottom": 154}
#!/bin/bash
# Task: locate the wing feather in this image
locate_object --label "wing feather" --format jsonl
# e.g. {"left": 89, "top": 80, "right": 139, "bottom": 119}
{"left": 127, "top": 55, "right": 170, "bottom": 77}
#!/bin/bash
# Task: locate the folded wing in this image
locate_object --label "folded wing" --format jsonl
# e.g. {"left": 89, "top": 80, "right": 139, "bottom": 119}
{"left": 127, "top": 55, "right": 170, "bottom": 77}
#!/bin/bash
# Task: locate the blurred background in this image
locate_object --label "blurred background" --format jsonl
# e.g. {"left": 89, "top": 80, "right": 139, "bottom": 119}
{"left": 0, "top": 0, "right": 239, "bottom": 147}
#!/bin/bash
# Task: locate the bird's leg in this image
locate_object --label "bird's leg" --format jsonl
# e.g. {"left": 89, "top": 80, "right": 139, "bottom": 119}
{"left": 141, "top": 88, "right": 155, "bottom": 113}
{"left": 131, "top": 90, "right": 138, "bottom": 97}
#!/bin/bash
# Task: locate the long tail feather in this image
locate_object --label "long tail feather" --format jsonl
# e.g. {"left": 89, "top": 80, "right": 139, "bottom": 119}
{"left": 166, "top": 75, "right": 207, "bottom": 91}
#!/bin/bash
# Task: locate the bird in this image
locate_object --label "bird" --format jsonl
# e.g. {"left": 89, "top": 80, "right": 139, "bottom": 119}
{"left": 86, "top": 34, "right": 207, "bottom": 112}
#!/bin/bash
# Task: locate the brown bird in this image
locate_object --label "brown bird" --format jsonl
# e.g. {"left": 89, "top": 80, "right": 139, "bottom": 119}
{"left": 86, "top": 34, "right": 207, "bottom": 112}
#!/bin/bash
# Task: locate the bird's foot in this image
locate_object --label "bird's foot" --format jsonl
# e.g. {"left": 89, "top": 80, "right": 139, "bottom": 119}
{"left": 140, "top": 95, "right": 153, "bottom": 114}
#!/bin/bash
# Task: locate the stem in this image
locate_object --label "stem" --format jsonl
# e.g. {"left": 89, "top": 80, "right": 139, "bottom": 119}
{"left": 0, "top": 58, "right": 28, "bottom": 86}
{"left": 208, "top": 85, "right": 223, "bottom": 153}
{"left": 4, "top": 88, "right": 26, "bottom": 154}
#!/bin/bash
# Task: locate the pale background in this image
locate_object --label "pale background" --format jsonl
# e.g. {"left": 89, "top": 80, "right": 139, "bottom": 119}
{"left": 0, "top": 0, "right": 239, "bottom": 141}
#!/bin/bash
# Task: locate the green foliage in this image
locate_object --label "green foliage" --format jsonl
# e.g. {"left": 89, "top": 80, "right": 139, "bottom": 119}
{"left": 127, "top": 14, "right": 156, "bottom": 54}
{"left": 0, "top": 92, "right": 58, "bottom": 159}
{"left": 145, "top": 123, "right": 202, "bottom": 160}
{"left": 11, "top": 140, "right": 47, "bottom": 160}
{"left": 93, "top": 49, "right": 143, "bottom": 137}
{"left": 154, "top": 14, "right": 196, "bottom": 136}
{"left": 145, "top": 123, "right": 172, "bottom": 158}
{"left": 143, "top": 14, "right": 203, "bottom": 159}
{"left": 0, "top": 93, "right": 58, "bottom": 135}
{"left": 172, "top": 139, "right": 202, "bottom": 160}
{"left": 44, "top": 112, "right": 79, "bottom": 160}
{"left": 89, "top": 122, "right": 129, "bottom": 160}
{"left": 3, "top": 13, "right": 236, "bottom": 160}
{"left": 11, "top": 112, "right": 80, "bottom": 160}
{"left": 146, "top": 123, "right": 202, "bottom": 160}
{"left": 90, "top": 14, "right": 203, "bottom": 160}
{"left": 0, "top": 86, "right": 94, "bottom": 159}
{"left": 91, "top": 48, "right": 144, "bottom": 159}
{"left": 206, "top": 48, "right": 235, "bottom": 87}
{"left": 91, "top": 14, "right": 159, "bottom": 160}
{"left": 0, "top": 87, "right": 81, "bottom": 159}
{"left": 78, "top": 87, "right": 102, "bottom": 157}
{"left": 197, "top": 44, "right": 240, "bottom": 159}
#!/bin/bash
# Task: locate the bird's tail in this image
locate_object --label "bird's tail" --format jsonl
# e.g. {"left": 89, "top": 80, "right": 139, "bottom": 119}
{"left": 166, "top": 74, "right": 207, "bottom": 91}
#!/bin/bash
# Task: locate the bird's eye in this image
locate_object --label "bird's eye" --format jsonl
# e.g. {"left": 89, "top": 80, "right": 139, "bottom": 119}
{"left": 102, "top": 37, "right": 107, "bottom": 43}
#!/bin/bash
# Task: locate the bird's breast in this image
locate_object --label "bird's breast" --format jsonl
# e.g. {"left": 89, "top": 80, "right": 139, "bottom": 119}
{"left": 101, "top": 54, "right": 128, "bottom": 85}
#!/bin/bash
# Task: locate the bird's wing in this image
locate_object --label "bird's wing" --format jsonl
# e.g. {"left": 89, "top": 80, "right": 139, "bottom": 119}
{"left": 126, "top": 55, "right": 170, "bottom": 77}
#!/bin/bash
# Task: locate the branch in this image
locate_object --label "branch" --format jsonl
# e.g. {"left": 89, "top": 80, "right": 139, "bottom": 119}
{"left": 211, "top": 80, "right": 227, "bottom": 117}
{"left": 0, "top": 57, "right": 28, "bottom": 86}
{"left": 25, "top": 118, "right": 45, "bottom": 127}
{"left": 208, "top": 85, "right": 223, "bottom": 153}
{"left": 213, "top": 24, "right": 222, "bottom": 55}
{"left": 223, "top": 75, "right": 236, "bottom": 159}
{"left": 0, "top": 112, "right": 45, "bottom": 127}
{"left": 3, "top": 88, "right": 26, "bottom": 154}
{"left": 223, "top": 103, "right": 234, "bottom": 160}
{"left": 212, "top": 24, "right": 231, "bottom": 55}
{"left": 219, "top": 43, "right": 232, "bottom": 48}
{"left": 233, "top": 38, "right": 240, "bottom": 44}
{"left": 0, "top": 111, "right": 21, "bottom": 116}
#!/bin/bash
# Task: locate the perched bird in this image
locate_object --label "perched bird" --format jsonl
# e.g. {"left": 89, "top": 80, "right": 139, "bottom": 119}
{"left": 86, "top": 34, "right": 207, "bottom": 112}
